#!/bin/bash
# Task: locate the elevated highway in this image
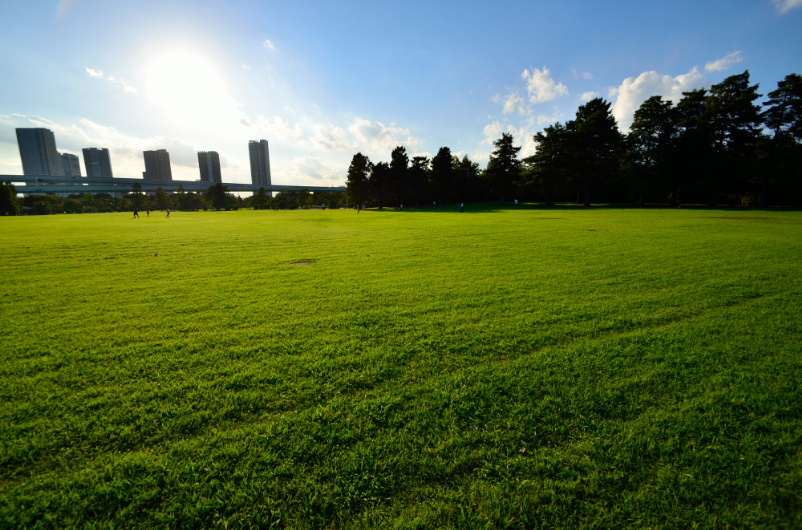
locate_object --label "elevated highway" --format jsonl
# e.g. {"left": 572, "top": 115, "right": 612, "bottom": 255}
{"left": 0, "top": 175, "right": 345, "bottom": 195}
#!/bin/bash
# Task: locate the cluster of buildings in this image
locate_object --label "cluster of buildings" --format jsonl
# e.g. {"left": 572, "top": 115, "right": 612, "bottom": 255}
{"left": 14, "top": 127, "right": 272, "bottom": 187}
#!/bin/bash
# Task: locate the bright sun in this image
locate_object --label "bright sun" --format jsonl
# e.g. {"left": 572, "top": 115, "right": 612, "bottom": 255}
{"left": 145, "top": 51, "right": 233, "bottom": 128}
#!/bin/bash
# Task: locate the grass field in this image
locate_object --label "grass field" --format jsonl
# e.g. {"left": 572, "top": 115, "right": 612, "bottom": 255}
{"left": 1, "top": 205, "right": 801, "bottom": 529}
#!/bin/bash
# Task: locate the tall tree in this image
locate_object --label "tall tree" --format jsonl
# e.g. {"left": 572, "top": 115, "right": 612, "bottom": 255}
{"left": 760, "top": 73, "right": 802, "bottom": 205}
{"left": 390, "top": 146, "right": 409, "bottom": 206}
{"left": 345, "top": 152, "right": 371, "bottom": 209}
{"left": 252, "top": 187, "right": 270, "bottom": 210}
{"left": 452, "top": 155, "right": 482, "bottom": 202}
{"left": 429, "top": 147, "right": 454, "bottom": 205}
{"left": 369, "top": 162, "right": 391, "bottom": 209}
{"left": 408, "top": 156, "right": 430, "bottom": 206}
{"left": 567, "top": 98, "right": 623, "bottom": 207}
{"left": 530, "top": 123, "right": 571, "bottom": 206}
{"left": 205, "top": 183, "right": 228, "bottom": 211}
{"left": 627, "top": 95, "right": 676, "bottom": 205}
{"left": 702, "top": 70, "right": 763, "bottom": 206}
{"left": 129, "top": 182, "right": 147, "bottom": 211}
{"left": 486, "top": 133, "right": 521, "bottom": 205}
{"left": 674, "top": 89, "right": 710, "bottom": 204}
{"left": 153, "top": 187, "right": 171, "bottom": 210}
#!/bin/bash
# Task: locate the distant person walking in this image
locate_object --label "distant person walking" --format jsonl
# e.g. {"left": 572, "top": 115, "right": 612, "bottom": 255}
{"left": 400, "top": 204, "right": 403, "bottom": 211}
{"left": 460, "top": 202, "right": 464, "bottom": 212}
{"left": 133, "top": 210, "right": 139, "bottom": 218}
{"left": 166, "top": 209, "right": 170, "bottom": 217}
{"left": 146, "top": 210, "right": 150, "bottom": 217}
{"left": 514, "top": 199, "right": 518, "bottom": 208}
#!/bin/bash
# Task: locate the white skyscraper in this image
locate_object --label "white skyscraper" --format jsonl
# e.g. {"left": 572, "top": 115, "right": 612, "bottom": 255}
{"left": 248, "top": 140, "right": 271, "bottom": 187}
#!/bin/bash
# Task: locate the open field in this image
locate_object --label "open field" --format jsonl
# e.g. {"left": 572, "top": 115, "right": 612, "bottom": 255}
{"left": 1, "top": 205, "right": 801, "bottom": 529}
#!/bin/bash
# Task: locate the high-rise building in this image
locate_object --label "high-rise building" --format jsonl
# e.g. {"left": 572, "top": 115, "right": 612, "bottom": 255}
{"left": 248, "top": 140, "right": 271, "bottom": 187}
{"left": 82, "top": 148, "right": 113, "bottom": 178}
{"left": 143, "top": 149, "right": 173, "bottom": 181}
{"left": 198, "top": 151, "right": 222, "bottom": 183}
{"left": 61, "top": 153, "right": 82, "bottom": 177}
{"left": 16, "top": 128, "right": 64, "bottom": 176}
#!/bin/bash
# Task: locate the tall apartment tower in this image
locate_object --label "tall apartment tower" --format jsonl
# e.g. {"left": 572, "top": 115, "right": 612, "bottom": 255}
{"left": 82, "top": 148, "right": 113, "bottom": 178}
{"left": 16, "top": 128, "right": 64, "bottom": 176}
{"left": 61, "top": 153, "right": 82, "bottom": 177}
{"left": 143, "top": 149, "right": 173, "bottom": 181}
{"left": 198, "top": 151, "right": 222, "bottom": 183}
{"left": 248, "top": 140, "right": 271, "bottom": 187}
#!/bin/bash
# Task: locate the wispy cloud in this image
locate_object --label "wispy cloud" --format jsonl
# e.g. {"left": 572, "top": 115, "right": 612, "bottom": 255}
{"left": 579, "top": 91, "right": 599, "bottom": 101}
{"left": 242, "top": 64, "right": 251, "bottom": 70}
{"left": 705, "top": 51, "right": 743, "bottom": 72}
{"left": 107, "top": 76, "right": 137, "bottom": 93}
{"left": 502, "top": 94, "right": 524, "bottom": 114}
{"left": 85, "top": 67, "right": 103, "bottom": 78}
{"left": 263, "top": 39, "right": 277, "bottom": 51}
{"left": 772, "top": 0, "right": 802, "bottom": 13}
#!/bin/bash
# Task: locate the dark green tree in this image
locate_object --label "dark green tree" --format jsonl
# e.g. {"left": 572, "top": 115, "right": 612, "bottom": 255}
{"left": 674, "top": 89, "right": 710, "bottom": 204}
{"left": 408, "top": 156, "right": 430, "bottom": 206}
{"left": 627, "top": 95, "right": 676, "bottom": 205}
{"left": 252, "top": 187, "right": 270, "bottom": 210}
{"left": 486, "top": 133, "right": 521, "bottom": 205}
{"left": 529, "top": 123, "right": 571, "bottom": 206}
{"left": 429, "top": 147, "right": 454, "bottom": 205}
{"left": 369, "top": 162, "right": 391, "bottom": 209}
{"left": 702, "top": 70, "right": 763, "bottom": 206}
{"left": 566, "top": 98, "right": 623, "bottom": 207}
{"left": 345, "top": 152, "right": 371, "bottom": 209}
{"left": 0, "top": 182, "right": 20, "bottom": 215}
{"left": 760, "top": 73, "right": 802, "bottom": 205}
{"left": 205, "top": 183, "right": 229, "bottom": 211}
{"left": 153, "top": 187, "right": 171, "bottom": 210}
{"left": 452, "top": 155, "right": 482, "bottom": 202}
{"left": 390, "top": 146, "right": 409, "bottom": 206}
{"left": 130, "top": 182, "right": 147, "bottom": 210}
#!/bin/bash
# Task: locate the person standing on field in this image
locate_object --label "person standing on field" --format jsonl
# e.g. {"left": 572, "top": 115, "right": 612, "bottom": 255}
{"left": 133, "top": 210, "right": 139, "bottom": 218}
{"left": 146, "top": 210, "right": 150, "bottom": 217}
{"left": 166, "top": 209, "right": 170, "bottom": 217}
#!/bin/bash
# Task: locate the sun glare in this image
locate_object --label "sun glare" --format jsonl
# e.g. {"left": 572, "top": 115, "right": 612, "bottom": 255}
{"left": 145, "top": 51, "right": 235, "bottom": 129}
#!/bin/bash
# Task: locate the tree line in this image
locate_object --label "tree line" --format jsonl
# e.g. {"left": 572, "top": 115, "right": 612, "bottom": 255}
{"left": 0, "top": 182, "right": 344, "bottom": 215}
{"left": 346, "top": 71, "right": 801, "bottom": 208}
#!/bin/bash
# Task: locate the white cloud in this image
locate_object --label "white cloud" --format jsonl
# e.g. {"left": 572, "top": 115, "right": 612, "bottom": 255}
{"left": 85, "top": 67, "right": 103, "bottom": 78}
{"left": 705, "top": 51, "right": 743, "bottom": 72}
{"left": 573, "top": 69, "right": 593, "bottom": 80}
{"left": 772, "top": 0, "right": 802, "bottom": 13}
{"left": 579, "top": 91, "right": 599, "bottom": 101}
{"left": 521, "top": 67, "right": 568, "bottom": 104}
{"left": 610, "top": 67, "right": 707, "bottom": 131}
{"left": 481, "top": 121, "right": 536, "bottom": 157}
{"left": 346, "top": 117, "right": 421, "bottom": 155}
{"left": 263, "top": 39, "right": 277, "bottom": 51}
{"left": 481, "top": 121, "right": 504, "bottom": 144}
{"left": 103, "top": 75, "right": 138, "bottom": 94}
{"left": 502, "top": 94, "right": 524, "bottom": 114}
{"left": 242, "top": 64, "right": 251, "bottom": 70}
{"left": 255, "top": 116, "right": 304, "bottom": 139}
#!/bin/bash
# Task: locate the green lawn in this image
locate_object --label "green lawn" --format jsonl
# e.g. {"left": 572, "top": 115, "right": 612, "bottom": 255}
{"left": 1, "top": 206, "right": 800, "bottom": 529}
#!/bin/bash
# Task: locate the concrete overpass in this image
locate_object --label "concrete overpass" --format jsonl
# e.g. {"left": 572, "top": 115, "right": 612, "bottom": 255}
{"left": 0, "top": 175, "right": 345, "bottom": 195}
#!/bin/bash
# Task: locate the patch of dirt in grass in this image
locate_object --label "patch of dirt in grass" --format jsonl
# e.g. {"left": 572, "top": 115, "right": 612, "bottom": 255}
{"left": 291, "top": 261, "right": 315, "bottom": 266}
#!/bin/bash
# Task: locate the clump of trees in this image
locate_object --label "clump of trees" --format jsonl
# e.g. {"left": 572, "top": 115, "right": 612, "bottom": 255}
{"left": 345, "top": 71, "right": 802, "bottom": 208}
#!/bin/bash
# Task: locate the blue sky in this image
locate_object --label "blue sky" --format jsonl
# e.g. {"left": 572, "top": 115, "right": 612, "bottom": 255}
{"left": 1, "top": 0, "right": 800, "bottom": 185}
